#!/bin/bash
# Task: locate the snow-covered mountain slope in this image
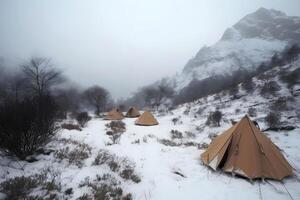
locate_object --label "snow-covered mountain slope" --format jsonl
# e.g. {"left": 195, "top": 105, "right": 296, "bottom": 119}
{"left": 175, "top": 8, "right": 300, "bottom": 90}
{"left": 0, "top": 60, "right": 299, "bottom": 199}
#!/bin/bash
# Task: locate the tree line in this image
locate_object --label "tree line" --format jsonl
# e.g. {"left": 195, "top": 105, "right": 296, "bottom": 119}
{"left": 0, "top": 57, "right": 114, "bottom": 159}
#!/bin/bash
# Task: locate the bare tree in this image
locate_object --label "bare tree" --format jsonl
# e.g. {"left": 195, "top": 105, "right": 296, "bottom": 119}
{"left": 0, "top": 58, "right": 62, "bottom": 159}
{"left": 22, "top": 57, "right": 62, "bottom": 97}
{"left": 83, "top": 86, "right": 110, "bottom": 116}
{"left": 143, "top": 84, "right": 174, "bottom": 110}
{"left": 206, "top": 110, "right": 223, "bottom": 127}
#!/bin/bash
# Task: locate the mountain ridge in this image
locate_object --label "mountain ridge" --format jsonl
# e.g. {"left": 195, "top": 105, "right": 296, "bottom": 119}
{"left": 175, "top": 7, "right": 300, "bottom": 90}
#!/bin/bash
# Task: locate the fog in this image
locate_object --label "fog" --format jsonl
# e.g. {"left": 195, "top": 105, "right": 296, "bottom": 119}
{"left": 0, "top": 0, "right": 299, "bottom": 98}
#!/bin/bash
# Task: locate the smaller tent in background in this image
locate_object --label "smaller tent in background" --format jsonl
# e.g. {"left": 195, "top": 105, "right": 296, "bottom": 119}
{"left": 135, "top": 111, "right": 158, "bottom": 126}
{"left": 126, "top": 107, "right": 141, "bottom": 118}
{"left": 105, "top": 108, "right": 124, "bottom": 120}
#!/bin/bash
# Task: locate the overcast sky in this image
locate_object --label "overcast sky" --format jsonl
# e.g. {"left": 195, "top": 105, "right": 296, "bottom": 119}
{"left": 0, "top": 0, "right": 299, "bottom": 99}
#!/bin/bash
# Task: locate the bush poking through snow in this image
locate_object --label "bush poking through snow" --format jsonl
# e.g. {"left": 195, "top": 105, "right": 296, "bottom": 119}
{"left": 208, "top": 133, "right": 218, "bottom": 140}
{"left": 280, "top": 67, "right": 300, "bottom": 88}
{"left": 158, "top": 139, "right": 180, "bottom": 147}
{"left": 0, "top": 95, "right": 60, "bottom": 160}
{"left": 78, "top": 174, "right": 132, "bottom": 200}
{"left": 185, "top": 131, "right": 196, "bottom": 139}
{"left": 120, "top": 168, "right": 141, "bottom": 183}
{"left": 93, "top": 150, "right": 112, "bottom": 165}
{"left": 171, "top": 117, "right": 179, "bottom": 125}
{"left": 105, "top": 121, "right": 126, "bottom": 134}
{"left": 76, "top": 112, "right": 92, "bottom": 128}
{"left": 109, "top": 133, "right": 122, "bottom": 145}
{"left": 241, "top": 79, "right": 255, "bottom": 93}
{"left": 206, "top": 110, "right": 222, "bottom": 127}
{"left": 183, "top": 107, "right": 190, "bottom": 115}
{"left": 235, "top": 108, "right": 241, "bottom": 114}
{"left": 198, "top": 142, "right": 209, "bottom": 149}
{"left": 170, "top": 130, "right": 183, "bottom": 139}
{"left": 196, "top": 107, "right": 205, "bottom": 116}
{"left": 61, "top": 123, "right": 82, "bottom": 131}
{"left": 270, "top": 97, "right": 291, "bottom": 111}
{"left": 0, "top": 169, "right": 62, "bottom": 200}
{"left": 265, "top": 112, "right": 281, "bottom": 128}
{"left": 131, "top": 139, "right": 140, "bottom": 144}
{"left": 0, "top": 176, "right": 40, "bottom": 199}
{"left": 260, "top": 81, "right": 281, "bottom": 98}
{"left": 93, "top": 150, "right": 141, "bottom": 183}
{"left": 248, "top": 107, "right": 257, "bottom": 117}
{"left": 54, "top": 141, "right": 91, "bottom": 168}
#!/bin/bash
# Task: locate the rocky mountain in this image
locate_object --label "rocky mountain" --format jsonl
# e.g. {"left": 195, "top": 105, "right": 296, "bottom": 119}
{"left": 175, "top": 8, "right": 300, "bottom": 90}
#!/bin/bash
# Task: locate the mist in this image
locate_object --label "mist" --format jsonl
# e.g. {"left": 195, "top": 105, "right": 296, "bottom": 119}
{"left": 0, "top": 0, "right": 299, "bottom": 99}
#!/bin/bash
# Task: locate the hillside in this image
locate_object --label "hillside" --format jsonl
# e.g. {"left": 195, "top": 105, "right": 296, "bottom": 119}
{"left": 174, "top": 8, "right": 300, "bottom": 90}
{"left": 0, "top": 58, "right": 299, "bottom": 199}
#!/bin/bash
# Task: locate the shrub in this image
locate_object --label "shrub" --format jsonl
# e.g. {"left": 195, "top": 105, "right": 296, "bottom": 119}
{"left": 76, "top": 112, "right": 91, "bottom": 128}
{"left": 198, "top": 142, "right": 209, "bottom": 149}
{"left": 158, "top": 139, "right": 180, "bottom": 146}
{"left": 109, "top": 133, "right": 122, "bottom": 145}
{"left": 120, "top": 168, "right": 141, "bottom": 183}
{"left": 105, "top": 121, "right": 126, "bottom": 134}
{"left": 185, "top": 131, "right": 196, "bottom": 138}
{"left": 247, "top": 107, "right": 257, "bottom": 117}
{"left": 235, "top": 108, "right": 241, "bottom": 114}
{"left": 206, "top": 110, "right": 222, "bottom": 127}
{"left": 79, "top": 174, "right": 132, "bottom": 200}
{"left": 260, "top": 81, "right": 281, "bottom": 98}
{"left": 93, "top": 151, "right": 141, "bottom": 183}
{"left": 241, "top": 79, "right": 255, "bottom": 93}
{"left": 208, "top": 133, "right": 217, "bottom": 140}
{"left": 61, "top": 123, "right": 82, "bottom": 131}
{"left": 170, "top": 130, "right": 183, "bottom": 139}
{"left": 77, "top": 194, "right": 93, "bottom": 200}
{"left": 196, "top": 107, "right": 205, "bottom": 116}
{"left": 65, "top": 188, "right": 73, "bottom": 195}
{"left": 171, "top": 117, "right": 179, "bottom": 125}
{"left": 280, "top": 68, "right": 300, "bottom": 88}
{"left": 265, "top": 112, "right": 281, "bottom": 128}
{"left": 0, "top": 176, "right": 39, "bottom": 199}
{"left": 93, "top": 150, "right": 112, "bottom": 165}
{"left": 0, "top": 95, "right": 59, "bottom": 160}
{"left": 270, "top": 97, "right": 290, "bottom": 111}
{"left": 0, "top": 169, "right": 62, "bottom": 200}
{"left": 54, "top": 142, "right": 91, "bottom": 168}
{"left": 182, "top": 141, "right": 199, "bottom": 147}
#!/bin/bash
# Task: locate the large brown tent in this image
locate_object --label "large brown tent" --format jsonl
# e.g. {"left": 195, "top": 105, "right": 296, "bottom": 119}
{"left": 125, "top": 107, "right": 141, "bottom": 118}
{"left": 105, "top": 108, "right": 124, "bottom": 120}
{"left": 201, "top": 115, "right": 292, "bottom": 180}
{"left": 135, "top": 111, "right": 158, "bottom": 126}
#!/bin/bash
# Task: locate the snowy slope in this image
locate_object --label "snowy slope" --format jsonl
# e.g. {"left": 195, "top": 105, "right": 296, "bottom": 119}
{"left": 174, "top": 8, "right": 300, "bottom": 90}
{"left": 0, "top": 61, "right": 299, "bottom": 199}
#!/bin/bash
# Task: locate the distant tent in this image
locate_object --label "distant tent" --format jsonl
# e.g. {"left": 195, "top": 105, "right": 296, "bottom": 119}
{"left": 201, "top": 115, "right": 292, "bottom": 180}
{"left": 126, "top": 107, "right": 141, "bottom": 118}
{"left": 135, "top": 111, "right": 158, "bottom": 126}
{"left": 105, "top": 108, "right": 124, "bottom": 120}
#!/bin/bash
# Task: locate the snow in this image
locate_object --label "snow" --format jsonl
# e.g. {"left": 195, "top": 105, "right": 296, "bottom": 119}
{"left": 175, "top": 37, "right": 287, "bottom": 90}
{"left": 173, "top": 8, "right": 300, "bottom": 91}
{"left": 1, "top": 63, "right": 300, "bottom": 199}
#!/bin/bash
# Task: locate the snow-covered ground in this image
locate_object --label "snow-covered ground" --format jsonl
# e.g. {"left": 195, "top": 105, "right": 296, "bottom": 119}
{"left": 1, "top": 111, "right": 299, "bottom": 200}
{"left": 0, "top": 64, "right": 299, "bottom": 199}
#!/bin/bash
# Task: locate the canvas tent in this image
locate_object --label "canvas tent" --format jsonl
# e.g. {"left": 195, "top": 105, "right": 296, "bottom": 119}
{"left": 105, "top": 108, "right": 124, "bottom": 120}
{"left": 201, "top": 115, "right": 292, "bottom": 180}
{"left": 126, "top": 107, "right": 141, "bottom": 118}
{"left": 135, "top": 111, "right": 158, "bottom": 126}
